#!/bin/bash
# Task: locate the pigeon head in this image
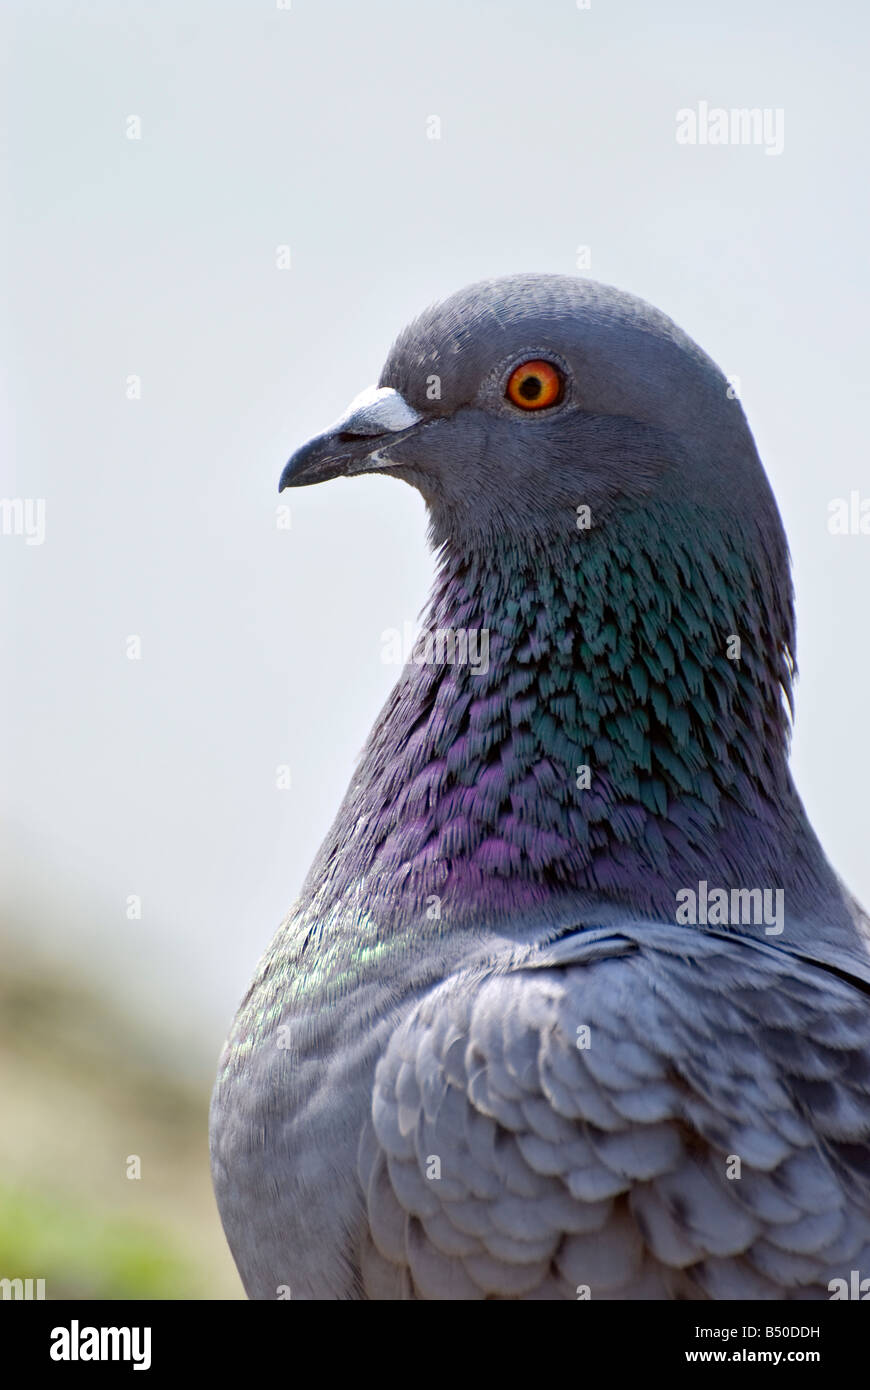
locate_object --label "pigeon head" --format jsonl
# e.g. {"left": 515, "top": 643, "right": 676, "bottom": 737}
{"left": 280, "top": 273, "right": 787, "bottom": 564}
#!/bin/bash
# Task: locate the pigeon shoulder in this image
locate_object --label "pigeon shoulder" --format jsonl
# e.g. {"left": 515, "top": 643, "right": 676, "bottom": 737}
{"left": 358, "top": 922, "right": 870, "bottom": 1299}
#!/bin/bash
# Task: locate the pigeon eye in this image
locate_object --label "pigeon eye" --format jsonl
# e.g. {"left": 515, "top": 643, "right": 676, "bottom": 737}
{"left": 506, "top": 359, "right": 563, "bottom": 410}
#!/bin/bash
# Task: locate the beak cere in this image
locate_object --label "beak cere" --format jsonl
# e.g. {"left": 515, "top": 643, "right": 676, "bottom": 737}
{"left": 279, "top": 385, "right": 423, "bottom": 491}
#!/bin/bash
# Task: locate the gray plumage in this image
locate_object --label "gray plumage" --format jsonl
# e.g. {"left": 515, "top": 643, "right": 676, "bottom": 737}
{"left": 210, "top": 274, "right": 870, "bottom": 1299}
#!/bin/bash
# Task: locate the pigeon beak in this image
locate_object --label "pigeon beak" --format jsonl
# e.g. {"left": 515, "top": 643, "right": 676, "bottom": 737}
{"left": 278, "top": 385, "right": 424, "bottom": 490}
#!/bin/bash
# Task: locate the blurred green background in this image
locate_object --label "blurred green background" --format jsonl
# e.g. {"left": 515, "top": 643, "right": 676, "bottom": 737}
{"left": 0, "top": 934, "right": 243, "bottom": 1299}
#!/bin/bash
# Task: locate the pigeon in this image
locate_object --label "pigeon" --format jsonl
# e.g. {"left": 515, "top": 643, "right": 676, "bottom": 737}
{"left": 210, "top": 274, "right": 870, "bottom": 1300}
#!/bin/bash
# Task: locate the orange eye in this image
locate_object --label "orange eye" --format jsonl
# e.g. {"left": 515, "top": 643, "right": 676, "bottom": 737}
{"left": 506, "top": 359, "right": 563, "bottom": 410}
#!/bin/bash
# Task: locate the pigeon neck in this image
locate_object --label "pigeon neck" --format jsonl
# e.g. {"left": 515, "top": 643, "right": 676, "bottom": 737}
{"left": 308, "top": 501, "right": 836, "bottom": 928}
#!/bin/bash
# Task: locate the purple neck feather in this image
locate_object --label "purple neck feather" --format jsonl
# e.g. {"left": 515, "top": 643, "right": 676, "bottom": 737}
{"left": 301, "top": 504, "right": 843, "bottom": 933}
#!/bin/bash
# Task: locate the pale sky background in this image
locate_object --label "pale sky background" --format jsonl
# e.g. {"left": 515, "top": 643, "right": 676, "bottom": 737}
{"left": 2, "top": 0, "right": 869, "bottom": 1073}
